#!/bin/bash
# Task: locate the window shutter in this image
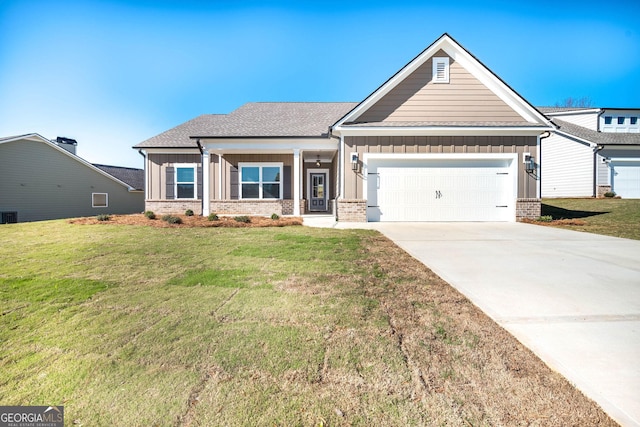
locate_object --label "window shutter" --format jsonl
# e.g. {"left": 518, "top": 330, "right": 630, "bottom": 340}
{"left": 230, "top": 166, "right": 239, "bottom": 200}
{"left": 197, "top": 166, "right": 203, "bottom": 199}
{"left": 283, "top": 165, "right": 291, "bottom": 199}
{"left": 166, "top": 167, "right": 175, "bottom": 200}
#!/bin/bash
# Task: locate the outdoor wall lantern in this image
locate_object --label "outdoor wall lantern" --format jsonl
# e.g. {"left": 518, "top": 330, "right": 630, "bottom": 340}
{"left": 523, "top": 152, "right": 536, "bottom": 173}
{"left": 350, "top": 152, "right": 359, "bottom": 171}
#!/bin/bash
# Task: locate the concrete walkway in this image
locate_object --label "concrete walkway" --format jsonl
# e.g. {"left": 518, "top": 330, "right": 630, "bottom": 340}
{"left": 323, "top": 220, "right": 640, "bottom": 426}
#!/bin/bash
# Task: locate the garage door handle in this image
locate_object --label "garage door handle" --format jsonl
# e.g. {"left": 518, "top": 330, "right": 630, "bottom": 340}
{"left": 496, "top": 205, "right": 508, "bottom": 208}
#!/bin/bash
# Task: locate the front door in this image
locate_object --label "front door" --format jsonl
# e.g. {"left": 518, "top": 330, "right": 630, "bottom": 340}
{"left": 309, "top": 172, "right": 327, "bottom": 212}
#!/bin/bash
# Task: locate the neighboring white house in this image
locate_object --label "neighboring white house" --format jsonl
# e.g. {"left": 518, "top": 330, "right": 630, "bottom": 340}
{"left": 540, "top": 107, "right": 640, "bottom": 198}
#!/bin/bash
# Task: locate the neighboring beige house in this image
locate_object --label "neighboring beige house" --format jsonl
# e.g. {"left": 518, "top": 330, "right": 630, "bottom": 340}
{"left": 0, "top": 133, "right": 144, "bottom": 223}
{"left": 540, "top": 107, "right": 640, "bottom": 198}
{"left": 135, "top": 33, "right": 554, "bottom": 222}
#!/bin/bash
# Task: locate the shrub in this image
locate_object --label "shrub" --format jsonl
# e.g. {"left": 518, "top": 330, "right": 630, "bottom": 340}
{"left": 185, "top": 209, "right": 194, "bottom": 216}
{"left": 207, "top": 213, "right": 219, "bottom": 221}
{"left": 234, "top": 215, "right": 250, "bottom": 223}
{"left": 604, "top": 191, "right": 616, "bottom": 198}
{"left": 162, "top": 214, "right": 182, "bottom": 224}
{"left": 537, "top": 215, "right": 553, "bottom": 222}
{"left": 144, "top": 210, "right": 156, "bottom": 220}
{"left": 271, "top": 213, "right": 280, "bottom": 220}
{"left": 96, "top": 214, "right": 111, "bottom": 222}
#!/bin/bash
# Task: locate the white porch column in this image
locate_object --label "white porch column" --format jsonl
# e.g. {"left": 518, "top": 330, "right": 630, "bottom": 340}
{"left": 293, "top": 149, "right": 301, "bottom": 216}
{"left": 202, "top": 148, "right": 211, "bottom": 216}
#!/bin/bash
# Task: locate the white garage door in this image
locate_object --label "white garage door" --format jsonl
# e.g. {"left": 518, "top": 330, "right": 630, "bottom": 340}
{"left": 367, "top": 157, "right": 515, "bottom": 222}
{"left": 611, "top": 160, "right": 640, "bottom": 198}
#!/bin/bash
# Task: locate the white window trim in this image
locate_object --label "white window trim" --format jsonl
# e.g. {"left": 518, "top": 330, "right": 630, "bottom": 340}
{"left": 174, "top": 163, "right": 197, "bottom": 200}
{"left": 238, "top": 162, "right": 283, "bottom": 200}
{"left": 432, "top": 57, "right": 450, "bottom": 83}
{"left": 92, "top": 192, "right": 108, "bottom": 208}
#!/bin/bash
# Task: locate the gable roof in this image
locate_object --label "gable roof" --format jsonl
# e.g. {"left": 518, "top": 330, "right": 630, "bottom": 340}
{"left": 1, "top": 133, "right": 141, "bottom": 190}
{"left": 135, "top": 103, "right": 357, "bottom": 148}
{"left": 552, "top": 119, "right": 640, "bottom": 146}
{"left": 333, "top": 33, "right": 551, "bottom": 130}
{"left": 93, "top": 164, "right": 145, "bottom": 191}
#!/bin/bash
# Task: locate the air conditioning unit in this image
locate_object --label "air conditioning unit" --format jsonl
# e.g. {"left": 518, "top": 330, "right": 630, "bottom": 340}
{"left": 1, "top": 211, "right": 18, "bottom": 224}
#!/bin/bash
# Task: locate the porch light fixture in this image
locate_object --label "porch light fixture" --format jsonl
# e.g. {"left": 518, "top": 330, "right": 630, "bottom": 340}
{"left": 315, "top": 156, "right": 321, "bottom": 167}
{"left": 523, "top": 153, "right": 535, "bottom": 173}
{"left": 350, "top": 152, "right": 359, "bottom": 171}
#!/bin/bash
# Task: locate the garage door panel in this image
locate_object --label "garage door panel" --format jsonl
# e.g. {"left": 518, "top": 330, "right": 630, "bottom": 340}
{"left": 611, "top": 161, "right": 640, "bottom": 199}
{"left": 367, "top": 159, "right": 513, "bottom": 222}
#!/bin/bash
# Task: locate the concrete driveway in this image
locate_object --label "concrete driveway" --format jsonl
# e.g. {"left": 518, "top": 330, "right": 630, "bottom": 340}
{"left": 338, "top": 221, "right": 640, "bottom": 426}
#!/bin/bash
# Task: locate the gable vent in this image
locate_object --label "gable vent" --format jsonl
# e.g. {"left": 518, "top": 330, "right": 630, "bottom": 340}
{"left": 432, "top": 57, "right": 450, "bottom": 83}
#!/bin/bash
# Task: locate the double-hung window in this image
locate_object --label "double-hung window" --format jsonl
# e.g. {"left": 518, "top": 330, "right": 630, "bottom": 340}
{"left": 175, "top": 164, "right": 196, "bottom": 199}
{"left": 239, "top": 163, "right": 282, "bottom": 199}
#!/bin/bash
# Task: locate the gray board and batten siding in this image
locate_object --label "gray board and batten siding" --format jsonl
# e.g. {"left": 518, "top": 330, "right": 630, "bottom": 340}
{"left": 0, "top": 137, "right": 143, "bottom": 222}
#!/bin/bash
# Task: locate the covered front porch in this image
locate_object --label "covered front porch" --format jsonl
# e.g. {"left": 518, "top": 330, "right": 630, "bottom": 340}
{"left": 199, "top": 137, "right": 338, "bottom": 217}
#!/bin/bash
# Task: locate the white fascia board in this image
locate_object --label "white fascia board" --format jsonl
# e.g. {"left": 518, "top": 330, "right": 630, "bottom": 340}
{"left": 544, "top": 109, "right": 601, "bottom": 116}
{"left": 201, "top": 138, "right": 337, "bottom": 153}
{"left": 335, "top": 126, "right": 552, "bottom": 137}
{"left": 444, "top": 45, "right": 549, "bottom": 125}
{"left": 334, "top": 34, "right": 550, "bottom": 127}
{"left": 142, "top": 148, "right": 202, "bottom": 155}
{"left": 609, "top": 157, "right": 640, "bottom": 162}
{"left": 334, "top": 36, "right": 451, "bottom": 126}
{"left": 0, "top": 133, "right": 51, "bottom": 145}
{"left": 552, "top": 130, "right": 598, "bottom": 149}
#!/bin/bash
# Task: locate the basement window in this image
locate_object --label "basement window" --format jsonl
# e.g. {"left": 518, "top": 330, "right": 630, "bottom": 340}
{"left": 92, "top": 193, "right": 108, "bottom": 208}
{"left": 432, "top": 57, "right": 450, "bottom": 83}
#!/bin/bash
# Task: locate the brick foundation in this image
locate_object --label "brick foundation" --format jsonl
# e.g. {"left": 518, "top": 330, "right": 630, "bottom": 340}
{"left": 145, "top": 200, "right": 202, "bottom": 215}
{"left": 337, "top": 199, "right": 367, "bottom": 222}
{"left": 210, "top": 200, "right": 294, "bottom": 216}
{"left": 597, "top": 185, "right": 612, "bottom": 198}
{"left": 516, "top": 198, "right": 541, "bottom": 221}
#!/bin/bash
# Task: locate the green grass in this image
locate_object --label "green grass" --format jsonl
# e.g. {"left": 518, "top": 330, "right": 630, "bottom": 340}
{"left": 0, "top": 220, "right": 616, "bottom": 426}
{"left": 541, "top": 198, "right": 640, "bottom": 240}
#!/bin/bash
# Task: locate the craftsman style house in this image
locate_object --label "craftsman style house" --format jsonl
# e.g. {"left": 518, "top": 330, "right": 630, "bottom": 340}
{"left": 134, "top": 34, "right": 554, "bottom": 222}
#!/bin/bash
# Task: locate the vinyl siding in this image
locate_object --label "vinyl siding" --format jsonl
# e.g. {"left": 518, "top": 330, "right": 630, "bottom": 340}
{"left": 343, "top": 135, "right": 537, "bottom": 199}
{"left": 0, "top": 139, "right": 143, "bottom": 222}
{"left": 540, "top": 134, "right": 593, "bottom": 197}
{"left": 356, "top": 50, "right": 524, "bottom": 123}
{"left": 550, "top": 112, "right": 598, "bottom": 130}
{"left": 146, "top": 153, "right": 201, "bottom": 199}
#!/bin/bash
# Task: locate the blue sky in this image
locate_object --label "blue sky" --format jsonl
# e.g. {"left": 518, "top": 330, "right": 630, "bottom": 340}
{"left": 1, "top": 0, "right": 638, "bottom": 168}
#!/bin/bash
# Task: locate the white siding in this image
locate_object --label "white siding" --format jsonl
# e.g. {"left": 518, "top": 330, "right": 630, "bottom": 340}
{"left": 541, "top": 134, "right": 594, "bottom": 197}
{"left": 550, "top": 111, "right": 599, "bottom": 130}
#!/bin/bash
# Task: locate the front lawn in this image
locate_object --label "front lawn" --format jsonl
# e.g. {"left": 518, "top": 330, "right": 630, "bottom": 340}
{"left": 0, "top": 220, "right": 615, "bottom": 426}
{"left": 541, "top": 198, "right": 640, "bottom": 240}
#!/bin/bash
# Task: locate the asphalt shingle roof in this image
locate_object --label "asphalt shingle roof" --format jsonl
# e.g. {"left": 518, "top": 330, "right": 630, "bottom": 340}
{"left": 134, "top": 103, "right": 358, "bottom": 148}
{"left": 342, "top": 121, "right": 548, "bottom": 127}
{"left": 93, "top": 164, "right": 145, "bottom": 190}
{"left": 552, "top": 119, "right": 640, "bottom": 146}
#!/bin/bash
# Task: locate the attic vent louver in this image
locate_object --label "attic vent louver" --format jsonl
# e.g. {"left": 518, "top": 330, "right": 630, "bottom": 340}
{"left": 432, "top": 57, "right": 450, "bottom": 83}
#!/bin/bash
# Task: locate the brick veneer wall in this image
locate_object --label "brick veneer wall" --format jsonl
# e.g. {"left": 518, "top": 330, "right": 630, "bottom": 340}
{"left": 145, "top": 200, "right": 202, "bottom": 215}
{"left": 337, "top": 199, "right": 367, "bottom": 222}
{"left": 516, "top": 198, "right": 541, "bottom": 220}
{"left": 210, "top": 200, "right": 293, "bottom": 216}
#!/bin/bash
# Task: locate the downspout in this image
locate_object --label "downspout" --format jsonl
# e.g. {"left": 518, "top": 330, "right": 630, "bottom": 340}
{"left": 138, "top": 149, "right": 147, "bottom": 200}
{"left": 537, "top": 131, "right": 551, "bottom": 199}
{"left": 195, "top": 139, "right": 205, "bottom": 215}
{"left": 593, "top": 144, "right": 605, "bottom": 198}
